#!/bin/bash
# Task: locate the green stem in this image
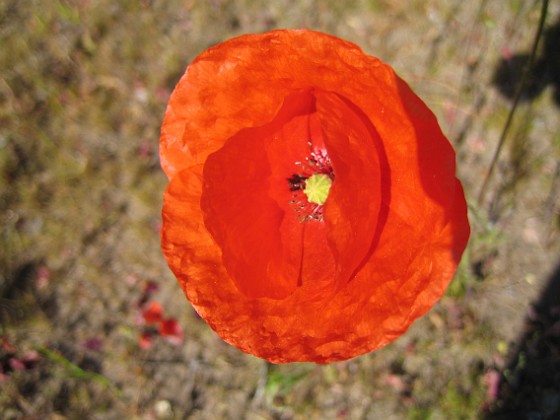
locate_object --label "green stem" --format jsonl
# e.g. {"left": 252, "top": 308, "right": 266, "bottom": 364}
{"left": 477, "top": 0, "right": 549, "bottom": 206}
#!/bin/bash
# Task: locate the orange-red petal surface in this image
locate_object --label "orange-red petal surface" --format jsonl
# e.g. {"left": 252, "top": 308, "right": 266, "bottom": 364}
{"left": 160, "top": 30, "right": 470, "bottom": 363}
{"left": 316, "top": 91, "right": 382, "bottom": 289}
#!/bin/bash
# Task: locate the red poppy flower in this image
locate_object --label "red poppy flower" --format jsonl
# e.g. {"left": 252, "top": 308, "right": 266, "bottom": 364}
{"left": 160, "top": 30, "right": 470, "bottom": 363}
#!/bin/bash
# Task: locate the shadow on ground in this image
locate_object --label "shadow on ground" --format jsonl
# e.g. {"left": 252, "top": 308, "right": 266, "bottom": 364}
{"left": 492, "top": 18, "right": 560, "bottom": 106}
{"left": 487, "top": 262, "right": 560, "bottom": 419}
{"left": 487, "top": 17, "right": 560, "bottom": 418}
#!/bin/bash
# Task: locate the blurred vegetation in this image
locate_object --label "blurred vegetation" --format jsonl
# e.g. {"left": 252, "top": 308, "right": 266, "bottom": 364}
{"left": 1, "top": 0, "right": 559, "bottom": 418}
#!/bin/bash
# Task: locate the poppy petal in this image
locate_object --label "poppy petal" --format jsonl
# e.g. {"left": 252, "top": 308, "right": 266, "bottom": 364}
{"left": 315, "top": 91, "right": 383, "bottom": 289}
{"left": 200, "top": 91, "right": 336, "bottom": 299}
{"left": 160, "top": 30, "right": 470, "bottom": 363}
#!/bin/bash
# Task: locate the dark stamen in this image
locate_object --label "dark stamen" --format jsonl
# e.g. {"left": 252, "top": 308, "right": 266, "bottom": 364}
{"left": 287, "top": 174, "right": 308, "bottom": 191}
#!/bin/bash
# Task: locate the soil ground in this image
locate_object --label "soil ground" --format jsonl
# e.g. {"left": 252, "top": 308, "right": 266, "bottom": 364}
{"left": 1, "top": 0, "right": 559, "bottom": 418}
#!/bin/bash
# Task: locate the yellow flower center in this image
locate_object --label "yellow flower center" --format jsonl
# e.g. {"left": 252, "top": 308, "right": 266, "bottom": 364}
{"left": 303, "top": 174, "right": 332, "bottom": 206}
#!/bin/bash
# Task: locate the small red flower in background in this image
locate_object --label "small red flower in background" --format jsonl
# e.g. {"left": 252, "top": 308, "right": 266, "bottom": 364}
{"left": 141, "top": 301, "right": 164, "bottom": 325}
{"left": 135, "top": 281, "right": 183, "bottom": 349}
{"left": 0, "top": 336, "right": 40, "bottom": 381}
{"left": 137, "top": 302, "right": 183, "bottom": 349}
{"left": 158, "top": 319, "right": 183, "bottom": 345}
{"left": 160, "top": 30, "right": 470, "bottom": 363}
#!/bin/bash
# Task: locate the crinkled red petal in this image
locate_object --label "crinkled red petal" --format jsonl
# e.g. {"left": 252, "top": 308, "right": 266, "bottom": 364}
{"left": 201, "top": 91, "right": 336, "bottom": 299}
{"left": 315, "top": 91, "right": 382, "bottom": 289}
{"left": 160, "top": 30, "right": 470, "bottom": 363}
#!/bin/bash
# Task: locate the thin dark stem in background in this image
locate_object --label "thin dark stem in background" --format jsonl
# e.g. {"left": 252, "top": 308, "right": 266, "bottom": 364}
{"left": 477, "top": 0, "right": 549, "bottom": 206}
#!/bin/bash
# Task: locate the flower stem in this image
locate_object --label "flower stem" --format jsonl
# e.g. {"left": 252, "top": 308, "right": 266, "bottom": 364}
{"left": 477, "top": 0, "right": 549, "bottom": 206}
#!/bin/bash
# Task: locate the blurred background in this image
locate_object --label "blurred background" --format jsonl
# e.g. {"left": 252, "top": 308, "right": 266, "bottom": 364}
{"left": 1, "top": 0, "right": 559, "bottom": 418}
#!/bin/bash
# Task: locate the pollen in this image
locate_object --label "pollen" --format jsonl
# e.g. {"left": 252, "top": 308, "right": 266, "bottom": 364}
{"left": 303, "top": 173, "right": 332, "bottom": 206}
